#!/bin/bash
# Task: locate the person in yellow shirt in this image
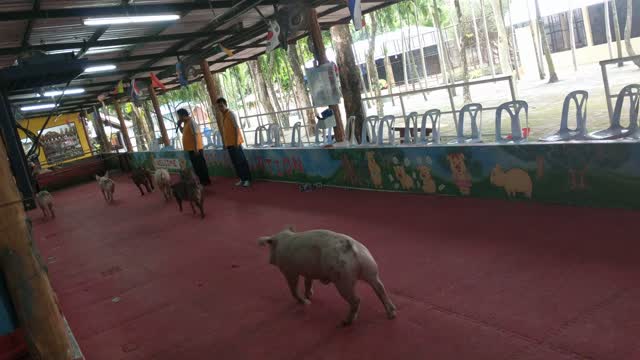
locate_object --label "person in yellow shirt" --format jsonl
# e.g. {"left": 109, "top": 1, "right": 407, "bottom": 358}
{"left": 177, "top": 108, "right": 211, "bottom": 186}
{"left": 216, "top": 98, "right": 251, "bottom": 187}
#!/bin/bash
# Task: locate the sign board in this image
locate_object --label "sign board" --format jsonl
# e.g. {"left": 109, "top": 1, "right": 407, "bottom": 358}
{"left": 305, "top": 63, "right": 341, "bottom": 107}
{"left": 316, "top": 115, "right": 336, "bottom": 130}
{"left": 153, "top": 158, "right": 182, "bottom": 170}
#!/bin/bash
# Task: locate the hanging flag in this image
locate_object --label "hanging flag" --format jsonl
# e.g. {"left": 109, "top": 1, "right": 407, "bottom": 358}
{"left": 176, "top": 62, "right": 188, "bottom": 87}
{"left": 348, "top": 0, "right": 363, "bottom": 31}
{"left": 130, "top": 78, "right": 142, "bottom": 103}
{"left": 150, "top": 72, "right": 167, "bottom": 91}
{"left": 113, "top": 80, "right": 124, "bottom": 95}
{"left": 266, "top": 20, "right": 281, "bottom": 53}
{"left": 219, "top": 44, "right": 234, "bottom": 57}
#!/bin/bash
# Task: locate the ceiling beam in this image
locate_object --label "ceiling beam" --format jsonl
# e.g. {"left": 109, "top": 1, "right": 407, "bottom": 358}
{"left": 0, "top": 1, "right": 278, "bottom": 21}
{"left": 75, "top": 26, "right": 109, "bottom": 59}
{"left": 20, "top": 0, "right": 40, "bottom": 48}
{"left": 0, "top": 30, "right": 233, "bottom": 56}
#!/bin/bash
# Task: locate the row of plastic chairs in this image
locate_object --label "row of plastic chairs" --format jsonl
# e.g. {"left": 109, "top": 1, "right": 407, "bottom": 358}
{"left": 540, "top": 84, "right": 639, "bottom": 141}
{"left": 207, "top": 83, "right": 638, "bottom": 148}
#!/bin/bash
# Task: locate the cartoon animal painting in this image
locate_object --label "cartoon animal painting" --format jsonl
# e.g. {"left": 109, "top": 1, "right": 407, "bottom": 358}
{"left": 366, "top": 152, "right": 383, "bottom": 188}
{"left": 447, "top": 153, "right": 472, "bottom": 195}
{"left": 416, "top": 165, "right": 436, "bottom": 194}
{"left": 341, "top": 154, "right": 359, "bottom": 185}
{"left": 490, "top": 165, "right": 533, "bottom": 198}
{"left": 536, "top": 156, "right": 545, "bottom": 179}
{"left": 569, "top": 166, "right": 588, "bottom": 190}
{"left": 393, "top": 165, "right": 414, "bottom": 190}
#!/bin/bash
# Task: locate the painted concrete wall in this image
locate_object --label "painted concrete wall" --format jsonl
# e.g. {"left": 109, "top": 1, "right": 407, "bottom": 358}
{"left": 131, "top": 142, "right": 640, "bottom": 210}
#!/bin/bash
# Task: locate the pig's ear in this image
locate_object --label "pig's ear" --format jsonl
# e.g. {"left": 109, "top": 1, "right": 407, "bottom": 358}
{"left": 257, "top": 236, "right": 274, "bottom": 246}
{"left": 285, "top": 225, "right": 295, "bottom": 232}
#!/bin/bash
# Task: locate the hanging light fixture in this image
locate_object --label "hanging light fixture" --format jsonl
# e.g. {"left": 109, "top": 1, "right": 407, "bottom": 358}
{"left": 84, "top": 15, "right": 180, "bottom": 26}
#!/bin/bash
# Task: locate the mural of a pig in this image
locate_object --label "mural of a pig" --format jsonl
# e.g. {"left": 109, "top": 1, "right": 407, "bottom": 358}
{"left": 490, "top": 165, "right": 533, "bottom": 198}
{"left": 258, "top": 227, "right": 397, "bottom": 326}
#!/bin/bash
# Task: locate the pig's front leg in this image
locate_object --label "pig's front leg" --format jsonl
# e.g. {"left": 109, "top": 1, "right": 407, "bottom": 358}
{"left": 284, "top": 273, "right": 310, "bottom": 305}
{"left": 304, "top": 277, "right": 314, "bottom": 301}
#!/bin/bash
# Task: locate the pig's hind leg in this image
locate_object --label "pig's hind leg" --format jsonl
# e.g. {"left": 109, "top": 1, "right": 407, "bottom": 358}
{"left": 367, "top": 275, "right": 397, "bottom": 319}
{"left": 335, "top": 278, "right": 360, "bottom": 327}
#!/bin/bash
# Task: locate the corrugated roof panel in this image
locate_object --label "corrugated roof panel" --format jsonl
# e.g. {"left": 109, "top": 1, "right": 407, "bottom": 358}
{"left": 159, "top": 9, "right": 215, "bottom": 35}
{"left": 100, "top": 23, "right": 166, "bottom": 40}
{"left": 0, "top": 21, "right": 27, "bottom": 48}
{"left": 127, "top": 40, "right": 181, "bottom": 56}
{"left": 0, "top": 55, "right": 18, "bottom": 68}
{"left": 0, "top": 0, "right": 33, "bottom": 12}
{"left": 29, "top": 18, "right": 94, "bottom": 45}
{"left": 40, "top": 0, "right": 120, "bottom": 10}
{"left": 152, "top": 58, "right": 178, "bottom": 67}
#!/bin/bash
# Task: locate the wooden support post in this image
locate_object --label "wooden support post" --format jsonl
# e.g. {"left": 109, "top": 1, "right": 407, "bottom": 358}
{"left": 200, "top": 59, "right": 224, "bottom": 132}
{"left": 307, "top": 8, "right": 345, "bottom": 142}
{"left": 148, "top": 85, "right": 170, "bottom": 147}
{"left": 114, "top": 99, "right": 133, "bottom": 152}
{"left": 92, "top": 106, "right": 111, "bottom": 153}
{"left": 78, "top": 111, "right": 95, "bottom": 156}
{"left": 0, "top": 139, "right": 73, "bottom": 359}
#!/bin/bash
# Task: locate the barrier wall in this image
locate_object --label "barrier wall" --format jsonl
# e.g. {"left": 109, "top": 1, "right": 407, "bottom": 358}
{"left": 130, "top": 142, "right": 640, "bottom": 209}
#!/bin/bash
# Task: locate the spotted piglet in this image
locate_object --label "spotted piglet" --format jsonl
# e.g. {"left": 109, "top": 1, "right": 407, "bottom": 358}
{"left": 258, "top": 227, "right": 397, "bottom": 326}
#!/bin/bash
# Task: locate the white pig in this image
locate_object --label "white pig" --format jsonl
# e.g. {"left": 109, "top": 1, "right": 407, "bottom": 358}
{"left": 95, "top": 171, "right": 115, "bottom": 203}
{"left": 35, "top": 190, "right": 55, "bottom": 219}
{"left": 258, "top": 227, "right": 397, "bottom": 326}
{"left": 153, "top": 169, "right": 172, "bottom": 201}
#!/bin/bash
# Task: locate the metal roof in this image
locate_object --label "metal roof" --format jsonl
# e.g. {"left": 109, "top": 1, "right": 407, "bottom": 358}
{"left": 1, "top": 0, "right": 399, "bottom": 118}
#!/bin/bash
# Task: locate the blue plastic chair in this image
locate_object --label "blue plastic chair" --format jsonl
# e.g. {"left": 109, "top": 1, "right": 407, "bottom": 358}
{"left": 403, "top": 112, "right": 419, "bottom": 144}
{"left": 419, "top": 109, "right": 441, "bottom": 144}
{"left": 495, "top": 100, "right": 528, "bottom": 143}
{"left": 360, "top": 115, "right": 379, "bottom": 145}
{"left": 589, "top": 84, "right": 640, "bottom": 140}
{"left": 291, "top": 122, "right": 303, "bottom": 147}
{"left": 540, "top": 90, "right": 589, "bottom": 142}
{"left": 449, "top": 103, "right": 483, "bottom": 144}
{"left": 377, "top": 115, "right": 396, "bottom": 146}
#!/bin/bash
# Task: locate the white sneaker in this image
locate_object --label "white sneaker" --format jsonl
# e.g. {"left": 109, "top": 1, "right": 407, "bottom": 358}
{"left": 242, "top": 181, "right": 251, "bottom": 187}
{"left": 235, "top": 180, "right": 243, "bottom": 186}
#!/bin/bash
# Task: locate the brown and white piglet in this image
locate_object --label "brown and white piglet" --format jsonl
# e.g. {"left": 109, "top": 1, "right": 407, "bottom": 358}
{"left": 258, "top": 227, "right": 397, "bottom": 326}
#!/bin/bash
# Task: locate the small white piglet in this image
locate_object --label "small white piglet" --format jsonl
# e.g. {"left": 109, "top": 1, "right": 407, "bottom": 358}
{"left": 258, "top": 227, "right": 397, "bottom": 326}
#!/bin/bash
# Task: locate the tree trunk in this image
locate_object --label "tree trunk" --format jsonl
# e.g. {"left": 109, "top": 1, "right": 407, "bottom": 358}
{"left": 535, "top": 0, "right": 559, "bottom": 82}
{"left": 247, "top": 60, "right": 278, "bottom": 124}
{"left": 366, "top": 14, "right": 384, "bottom": 116}
{"left": 454, "top": 0, "right": 472, "bottom": 103}
{"left": 330, "top": 24, "right": 366, "bottom": 143}
{"left": 611, "top": 0, "right": 624, "bottom": 66}
{"left": 287, "top": 43, "right": 317, "bottom": 131}
{"left": 489, "top": 0, "right": 514, "bottom": 75}
{"left": 264, "top": 54, "right": 288, "bottom": 127}
{"left": 383, "top": 44, "right": 396, "bottom": 106}
{"left": 131, "top": 105, "right": 152, "bottom": 151}
{"left": 527, "top": 0, "right": 546, "bottom": 79}
{"left": 431, "top": 0, "right": 456, "bottom": 95}
{"left": 624, "top": 0, "right": 640, "bottom": 67}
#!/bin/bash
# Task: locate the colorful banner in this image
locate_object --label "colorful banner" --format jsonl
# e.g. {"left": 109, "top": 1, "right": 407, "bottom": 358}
{"left": 130, "top": 142, "right": 640, "bottom": 209}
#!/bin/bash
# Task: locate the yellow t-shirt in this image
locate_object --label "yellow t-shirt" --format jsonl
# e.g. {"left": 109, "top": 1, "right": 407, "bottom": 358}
{"left": 182, "top": 117, "right": 203, "bottom": 151}
{"left": 221, "top": 109, "right": 244, "bottom": 147}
